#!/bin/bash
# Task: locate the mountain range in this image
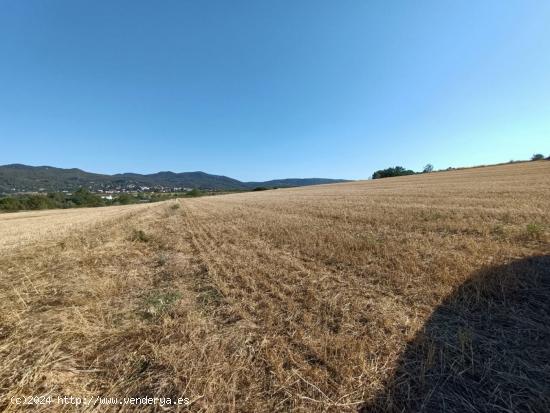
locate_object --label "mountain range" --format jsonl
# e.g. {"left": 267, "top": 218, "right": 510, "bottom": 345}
{"left": 0, "top": 164, "right": 349, "bottom": 194}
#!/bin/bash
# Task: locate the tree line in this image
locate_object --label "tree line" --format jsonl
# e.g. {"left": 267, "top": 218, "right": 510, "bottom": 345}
{"left": 0, "top": 188, "right": 196, "bottom": 213}
{"left": 372, "top": 153, "right": 548, "bottom": 180}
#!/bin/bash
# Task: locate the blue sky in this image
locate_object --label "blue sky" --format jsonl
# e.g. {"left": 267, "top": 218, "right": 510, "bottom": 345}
{"left": 1, "top": 1, "right": 549, "bottom": 180}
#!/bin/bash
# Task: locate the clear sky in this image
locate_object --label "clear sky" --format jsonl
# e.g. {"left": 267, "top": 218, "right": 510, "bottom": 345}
{"left": 1, "top": 1, "right": 549, "bottom": 180}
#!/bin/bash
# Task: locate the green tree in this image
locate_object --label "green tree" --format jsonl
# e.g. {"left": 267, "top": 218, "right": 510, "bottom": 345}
{"left": 0, "top": 197, "right": 22, "bottom": 211}
{"left": 186, "top": 188, "right": 202, "bottom": 197}
{"left": 117, "top": 193, "right": 135, "bottom": 205}
{"left": 372, "top": 166, "right": 415, "bottom": 179}
{"left": 71, "top": 188, "right": 104, "bottom": 207}
{"left": 24, "top": 195, "right": 55, "bottom": 210}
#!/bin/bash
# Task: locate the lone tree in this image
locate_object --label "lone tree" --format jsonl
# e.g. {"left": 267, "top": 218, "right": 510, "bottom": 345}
{"left": 531, "top": 153, "right": 544, "bottom": 161}
{"left": 423, "top": 164, "right": 434, "bottom": 173}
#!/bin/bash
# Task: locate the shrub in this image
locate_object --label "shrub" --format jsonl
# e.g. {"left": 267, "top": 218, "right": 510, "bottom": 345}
{"left": 71, "top": 188, "right": 104, "bottom": 207}
{"left": 0, "top": 197, "right": 23, "bottom": 211}
{"left": 24, "top": 195, "right": 55, "bottom": 210}
{"left": 186, "top": 188, "right": 202, "bottom": 197}
{"left": 116, "top": 193, "right": 136, "bottom": 205}
{"left": 531, "top": 154, "right": 544, "bottom": 161}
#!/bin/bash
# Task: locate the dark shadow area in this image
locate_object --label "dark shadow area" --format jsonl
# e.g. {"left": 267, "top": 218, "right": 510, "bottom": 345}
{"left": 362, "top": 255, "right": 550, "bottom": 412}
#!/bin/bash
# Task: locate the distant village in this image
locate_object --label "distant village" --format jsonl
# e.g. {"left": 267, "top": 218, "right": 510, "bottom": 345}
{"left": 3, "top": 182, "right": 208, "bottom": 196}
{"left": 93, "top": 183, "right": 196, "bottom": 196}
{"left": 0, "top": 181, "right": 212, "bottom": 212}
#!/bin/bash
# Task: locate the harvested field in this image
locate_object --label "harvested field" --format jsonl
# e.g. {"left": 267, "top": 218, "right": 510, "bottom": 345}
{"left": 1, "top": 161, "right": 549, "bottom": 412}
{"left": 0, "top": 204, "right": 151, "bottom": 253}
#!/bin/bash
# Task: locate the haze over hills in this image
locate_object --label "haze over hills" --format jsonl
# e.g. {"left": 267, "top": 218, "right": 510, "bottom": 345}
{"left": 0, "top": 164, "right": 349, "bottom": 194}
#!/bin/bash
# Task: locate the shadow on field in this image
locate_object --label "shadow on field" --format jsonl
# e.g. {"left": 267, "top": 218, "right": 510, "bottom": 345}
{"left": 362, "top": 255, "right": 550, "bottom": 412}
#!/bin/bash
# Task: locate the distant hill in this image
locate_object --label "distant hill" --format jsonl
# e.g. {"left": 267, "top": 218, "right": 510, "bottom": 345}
{"left": 0, "top": 164, "right": 111, "bottom": 193}
{"left": 112, "top": 171, "right": 247, "bottom": 190}
{"left": 0, "top": 164, "right": 349, "bottom": 193}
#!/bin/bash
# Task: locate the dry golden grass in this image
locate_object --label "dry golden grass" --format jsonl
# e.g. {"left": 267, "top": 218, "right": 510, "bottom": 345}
{"left": 1, "top": 161, "right": 549, "bottom": 412}
{"left": 0, "top": 204, "right": 151, "bottom": 252}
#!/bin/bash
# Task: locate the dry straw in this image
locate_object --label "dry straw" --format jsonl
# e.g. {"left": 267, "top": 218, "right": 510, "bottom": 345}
{"left": 1, "top": 161, "right": 549, "bottom": 411}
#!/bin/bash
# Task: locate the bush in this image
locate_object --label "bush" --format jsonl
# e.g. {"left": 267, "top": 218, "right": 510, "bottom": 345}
{"left": 252, "top": 187, "right": 269, "bottom": 191}
{"left": 0, "top": 194, "right": 61, "bottom": 211}
{"left": 531, "top": 154, "right": 544, "bottom": 161}
{"left": 116, "top": 193, "right": 135, "bottom": 205}
{"left": 0, "top": 197, "right": 23, "bottom": 212}
{"left": 186, "top": 188, "right": 202, "bottom": 197}
{"left": 0, "top": 187, "right": 130, "bottom": 213}
{"left": 24, "top": 195, "right": 56, "bottom": 210}
{"left": 372, "top": 166, "right": 415, "bottom": 179}
{"left": 47, "top": 192, "right": 66, "bottom": 204}
{"left": 71, "top": 188, "right": 104, "bottom": 207}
